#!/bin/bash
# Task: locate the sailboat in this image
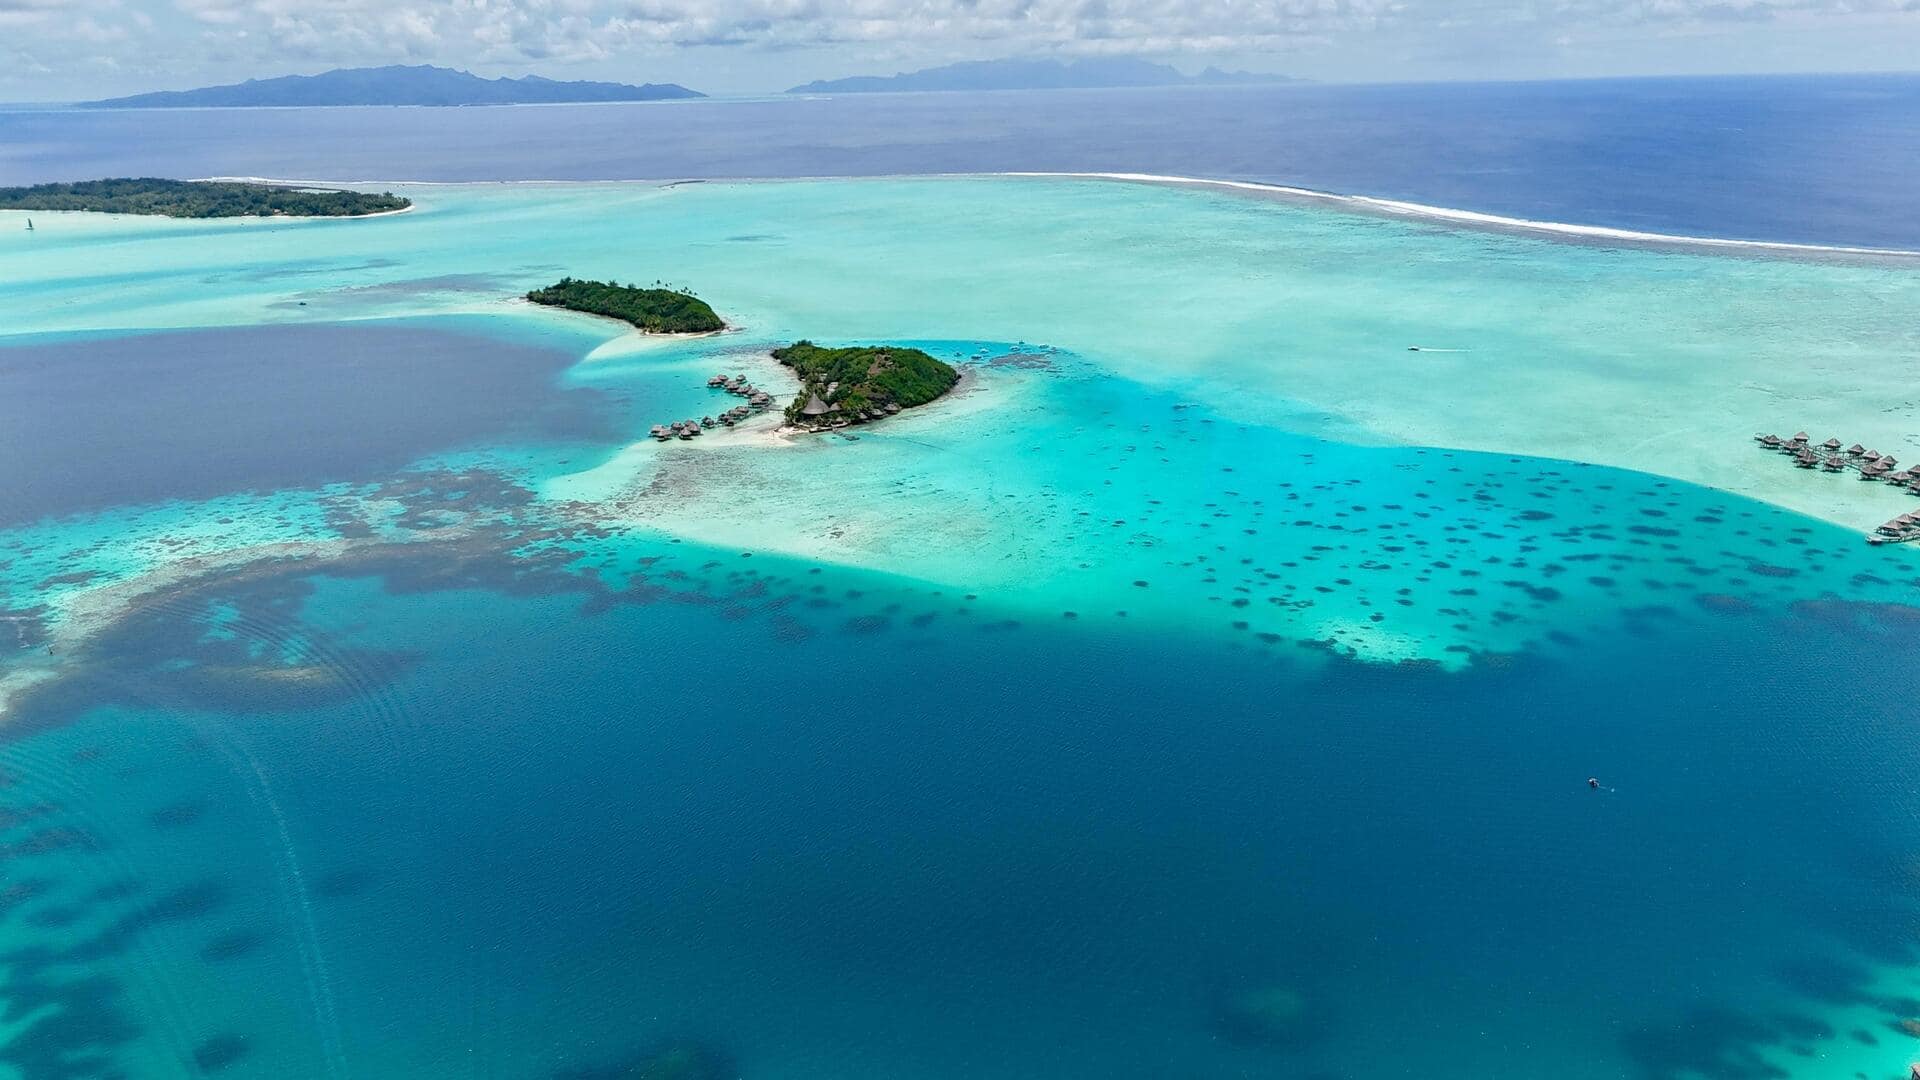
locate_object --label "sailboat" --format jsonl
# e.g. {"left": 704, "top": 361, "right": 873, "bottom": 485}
{"left": 23, "top": 218, "right": 31, "bottom": 232}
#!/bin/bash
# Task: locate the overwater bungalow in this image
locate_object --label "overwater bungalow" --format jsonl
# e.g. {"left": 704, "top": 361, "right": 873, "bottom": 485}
{"left": 1791, "top": 431, "right": 1810, "bottom": 444}
{"left": 701, "top": 416, "right": 716, "bottom": 428}
{"left": 1759, "top": 434, "right": 1783, "bottom": 448}
{"left": 1865, "top": 450, "right": 1883, "bottom": 462}
{"left": 1822, "top": 437, "right": 1842, "bottom": 450}
{"left": 1822, "top": 457, "right": 1845, "bottom": 471}
{"left": 1849, "top": 444, "right": 1866, "bottom": 456}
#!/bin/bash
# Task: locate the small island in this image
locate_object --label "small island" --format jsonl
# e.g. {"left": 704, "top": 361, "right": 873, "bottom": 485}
{"left": 80, "top": 65, "right": 703, "bottom": 109}
{"left": 773, "top": 341, "right": 960, "bottom": 431}
{"left": 0, "top": 178, "right": 410, "bottom": 218}
{"left": 525, "top": 278, "right": 725, "bottom": 334}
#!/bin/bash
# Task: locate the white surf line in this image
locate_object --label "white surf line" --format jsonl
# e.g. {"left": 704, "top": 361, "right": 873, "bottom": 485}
{"left": 1002, "top": 171, "right": 1920, "bottom": 260}
{"left": 195, "top": 170, "right": 1920, "bottom": 259}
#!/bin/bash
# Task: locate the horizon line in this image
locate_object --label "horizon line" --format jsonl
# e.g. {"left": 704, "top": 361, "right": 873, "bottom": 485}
{"left": 6, "top": 65, "right": 1918, "bottom": 108}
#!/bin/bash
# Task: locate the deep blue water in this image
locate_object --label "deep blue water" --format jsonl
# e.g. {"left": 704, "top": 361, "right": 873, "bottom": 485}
{"left": 10, "top": 550, "right": 1920, "bottom": 1079}
{"left": 0, "top": 319, "right": 614, "bottom": 526}
{"left": 4, "top": 74, "right": 1920, "bottom": 248}
{"left": 6, "top": 318, "right": 1920, "bottom": 1076}
{"left": 5, "top": 73, "right": 1920, "bottom": 1080}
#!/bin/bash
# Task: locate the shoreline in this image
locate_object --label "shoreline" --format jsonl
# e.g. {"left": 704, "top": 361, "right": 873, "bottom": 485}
{"left": 0, "top": 202, "right": 417, "bottom": 222}
{"left": 188, "top": 172, "right": 1920, "bottom": 261}
{"left": 508, "top": 296, "right": 732, "bottom": 340}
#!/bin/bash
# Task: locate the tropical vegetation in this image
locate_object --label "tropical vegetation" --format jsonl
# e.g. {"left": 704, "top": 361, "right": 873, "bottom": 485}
{"left": 0, "top": 178, "right": 410, "bottom": 218}
{"left": 525, "top": 278, "right": 725, "bottom": 334}
{"left": 772, "top": 341, "right": 959, "bottom": 427}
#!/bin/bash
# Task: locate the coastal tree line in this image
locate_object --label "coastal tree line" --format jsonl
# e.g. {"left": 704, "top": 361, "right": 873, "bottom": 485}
{"left": 524, "top": 277, "right": 725, "bottom": 334}
{"left": 773, "top": 340, "right": 959, "bottom": 424}
{"left": 0, "top": 178, "right": 410, "bottom": 218}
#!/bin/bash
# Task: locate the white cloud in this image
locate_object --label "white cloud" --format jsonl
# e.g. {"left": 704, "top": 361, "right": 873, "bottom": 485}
{"left": 0, "top": 0, "right": 74, "bottom": 28}
{"left": 1, "top": 0, "right": 1916, "bottom": 98}
{"left": 127, "top": 0, "right": 1396, "bottom": 60}
{"left": 131, "top": 0, "right": 1913, "bottom": 60}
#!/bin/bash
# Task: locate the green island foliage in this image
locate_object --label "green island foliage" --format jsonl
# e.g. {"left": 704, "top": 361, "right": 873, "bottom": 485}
{"left": 0, "top": 178, "right": 410, "bottom": 218}
{"left": 524, "top": 278, "right": 725, "bottom": 334}
{"left": 772, "top": 340, "right": 960, "bottom": 428}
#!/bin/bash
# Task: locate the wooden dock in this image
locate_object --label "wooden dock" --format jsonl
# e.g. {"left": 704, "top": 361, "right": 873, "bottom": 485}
{"left": 649, "top": 374, "right": 776, "bottom": 440}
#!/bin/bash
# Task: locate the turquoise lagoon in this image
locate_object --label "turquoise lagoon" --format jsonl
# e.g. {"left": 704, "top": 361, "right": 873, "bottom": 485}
{"left": 1, "top": 179, "right": 1920, "bottom": 1078}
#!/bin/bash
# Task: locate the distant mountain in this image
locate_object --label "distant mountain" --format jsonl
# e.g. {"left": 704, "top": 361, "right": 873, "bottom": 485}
{"left": 82, "top": 65, "right": 704, "bottom": 108}
{"left": 1191, "top": 66, "right": 1305, "bottom": 86}
{"left": 786, "top": 57, "right": 1300, "bottom": 95}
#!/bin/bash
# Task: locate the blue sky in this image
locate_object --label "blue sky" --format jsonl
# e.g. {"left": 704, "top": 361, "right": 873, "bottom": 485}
{"left": 1, "top": 0, "right": 1916, "bottom": 100}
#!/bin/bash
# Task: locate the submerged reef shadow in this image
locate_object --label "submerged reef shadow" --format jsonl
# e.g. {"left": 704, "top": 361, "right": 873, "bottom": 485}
{"left": 552, "top": 1037, "right": 737, "bottom": 1080}
{"left": 0, "top": 876, "right": 231, "bottom": 1080}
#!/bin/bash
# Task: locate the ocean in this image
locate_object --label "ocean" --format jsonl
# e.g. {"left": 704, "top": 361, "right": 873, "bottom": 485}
{"left": 4, "top": 74, "right": 1920, "bottom": 247}
{"left": 2, "top": 78, "right": 1920, "bottom": 1080}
